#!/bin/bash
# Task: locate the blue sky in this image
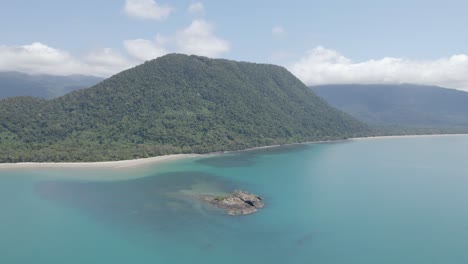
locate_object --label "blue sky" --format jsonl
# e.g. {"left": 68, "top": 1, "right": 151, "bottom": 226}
{"left": 1, "top": 0, "right": 468, "bottom": 90}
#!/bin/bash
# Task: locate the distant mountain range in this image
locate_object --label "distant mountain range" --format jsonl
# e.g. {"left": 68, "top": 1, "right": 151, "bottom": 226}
{"left": 0, "top": 72, "right": 103, "bottom": 99}
{"left": 312, "top": 84, "right": 468, "bottom": 134}
{"left": 0, "top": 54, "right": 368, "bottom": 162}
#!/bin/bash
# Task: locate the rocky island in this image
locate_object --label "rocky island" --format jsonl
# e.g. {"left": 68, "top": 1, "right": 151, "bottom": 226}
{"left": 203, "top": 190, "right": 264, "bottom": 216}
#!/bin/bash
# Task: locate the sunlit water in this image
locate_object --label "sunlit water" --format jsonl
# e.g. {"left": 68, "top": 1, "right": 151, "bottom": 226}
{"left": 1, "top": 135, "right": 468, "bottom": 263}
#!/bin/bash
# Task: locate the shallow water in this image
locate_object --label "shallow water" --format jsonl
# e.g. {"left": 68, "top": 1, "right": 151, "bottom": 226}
{"left": 1, "top": 135, "right": 468, "bottom": 263}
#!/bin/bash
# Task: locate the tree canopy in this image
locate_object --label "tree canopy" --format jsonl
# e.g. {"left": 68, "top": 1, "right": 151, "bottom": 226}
{"left": 0, "top": 54, "right": 369, "bottom": 162}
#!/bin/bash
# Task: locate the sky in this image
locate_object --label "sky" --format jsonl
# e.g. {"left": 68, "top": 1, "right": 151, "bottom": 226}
{"left": 1, "top": 0, "right": 468, "bottom": 90}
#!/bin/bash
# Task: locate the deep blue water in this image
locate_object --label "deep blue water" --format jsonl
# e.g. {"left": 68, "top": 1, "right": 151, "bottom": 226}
{"left": 1, "top": 135, "right": 468, "bottom": 263}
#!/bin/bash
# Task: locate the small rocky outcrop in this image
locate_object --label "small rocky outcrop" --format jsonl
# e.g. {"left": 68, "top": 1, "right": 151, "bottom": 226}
{"left": 207, "top": 190, "right": 264, "bottom": 215}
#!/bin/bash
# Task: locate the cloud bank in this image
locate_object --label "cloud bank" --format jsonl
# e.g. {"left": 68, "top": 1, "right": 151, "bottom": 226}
{"left": 290, "top": 46, "right": 468, "bottom": 90}
{"left": 0, "top": 43, "right": 133, "bottom": 77}
{"left": 0, "top": 2, "right": 231, "bottom": 77}
{"left": 124, "top": 0, "right": 173, "bottom": 20}
{"left": 3, "top": 43, "right": 468, "bottom": 92}
{"left": 0, "top": 17, "right": 230, "bottom": 77}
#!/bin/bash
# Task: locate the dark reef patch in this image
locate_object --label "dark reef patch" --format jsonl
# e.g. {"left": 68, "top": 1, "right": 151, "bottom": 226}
{"left": 35, "top": 172, "right": 238, "bottom": 234}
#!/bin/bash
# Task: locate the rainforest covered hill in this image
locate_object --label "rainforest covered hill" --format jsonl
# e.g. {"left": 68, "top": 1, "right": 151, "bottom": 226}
{"left": 0, "top": 54, "right": 369, "bottom": 162}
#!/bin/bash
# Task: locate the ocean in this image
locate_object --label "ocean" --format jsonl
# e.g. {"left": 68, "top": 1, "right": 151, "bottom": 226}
{"left": 1, "top": 135, "right": 468, "bottom": 263}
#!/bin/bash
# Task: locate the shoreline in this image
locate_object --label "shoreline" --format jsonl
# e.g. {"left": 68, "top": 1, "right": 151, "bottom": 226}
{"left": 0, "top": 154, "right": 201, "bottom": 170}
{"left": 0, "top": 133, "right": 466, "bottom": 170}
{"left": 351, "top": 133, "right": 468, "bottom": 141}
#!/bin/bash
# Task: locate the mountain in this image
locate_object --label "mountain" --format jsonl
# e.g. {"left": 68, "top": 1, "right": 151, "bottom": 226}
{"left": 0, "top": 72, "right": 103, "bottom": 99}
{"left": 312, "top": 84, "right": 468, "bottom": 134}
{"left": 0, "top": 54, "right": 369, "bottom": 162}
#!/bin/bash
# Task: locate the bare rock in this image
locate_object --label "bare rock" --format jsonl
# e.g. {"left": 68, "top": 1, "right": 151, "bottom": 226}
{"left": 209, "top": 190, "right": 264, "bottom": 215}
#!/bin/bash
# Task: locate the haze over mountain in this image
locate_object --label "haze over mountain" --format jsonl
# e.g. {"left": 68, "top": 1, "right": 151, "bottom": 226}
{"left": 0, "top": 54, "right": 369, "bottom": 162}
{"left": 0, "top": 72, "right": 103, "bottom": 99}
{"left": 312, "top": 84, "right": 468, "bottom": 133}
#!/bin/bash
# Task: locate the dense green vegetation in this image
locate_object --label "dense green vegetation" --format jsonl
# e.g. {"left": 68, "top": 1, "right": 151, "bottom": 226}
{"left": 0, "top": 54, "right": 369, "bottom": 162}
{"left": 0, "top": 71, "right": 103, "bottom": 99}
{"left": 312, "top": 84, "right": 468, "bottom": 134}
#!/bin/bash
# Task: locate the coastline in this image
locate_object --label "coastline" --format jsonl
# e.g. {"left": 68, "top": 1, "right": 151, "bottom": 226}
{"left": 0, "top": 133, "right": 466, "bottom": 170}
{"left": 351, "top": 133, "right": 468, "bottom": 141}
{"left": 0, "top": 154, "right": 200, "bottom": 170}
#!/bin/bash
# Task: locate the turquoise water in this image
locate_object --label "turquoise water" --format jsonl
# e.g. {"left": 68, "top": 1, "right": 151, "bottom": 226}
{"left": 2, "top": 135, "right": 468, "bottom": 263}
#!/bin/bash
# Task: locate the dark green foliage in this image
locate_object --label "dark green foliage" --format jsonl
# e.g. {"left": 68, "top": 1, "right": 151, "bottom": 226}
{"left": 0, "top": 72, "right": 103, "bottom": 99}
{"left": 0, "top": 54, "right": 369, "bottom": 162}
{"left": 312, "top": 84, "right": 468, "bottom": 134}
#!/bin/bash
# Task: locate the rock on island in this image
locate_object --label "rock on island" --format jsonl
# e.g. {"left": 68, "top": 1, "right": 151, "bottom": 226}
{"left": 205, "top": 190, "right": 264, "bottom": 216}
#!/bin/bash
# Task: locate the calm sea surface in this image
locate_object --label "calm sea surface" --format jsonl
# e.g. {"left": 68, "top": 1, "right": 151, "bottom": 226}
{"left": 1, "top": 135, "right": 468, "bottom": 263}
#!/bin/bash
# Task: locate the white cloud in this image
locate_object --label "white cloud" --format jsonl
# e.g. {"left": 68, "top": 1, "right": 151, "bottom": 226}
{"left": 289, "top": 46, "right": 468, "bottom": 91}
{"left": 125, "top": 19, "right": 230, "bottom": 59}
{"left": 0, "top": 42, "right": 75, "bottom": 75}
{"left": 0, "top": 18, "right": 230, "bottom": 77}
{"left": 0, "top": 42, "right": 134, "bottom": 77}
{"left": 83, "top": 48, "right": 134, "bottom": 76}
{"left": 272, "top": 26, "right": 286, "bottom": 37}
{"left": 124, "top": 38, "right": 168, "bottom": 61}
{"left": 188, "top": 2, "right": 204, "bottom": 16}
{"left": 174, "top": 19, "right": 230, "bottom": 57}
{"left": 124, "top": 0, "right": 173, "bottom": 20}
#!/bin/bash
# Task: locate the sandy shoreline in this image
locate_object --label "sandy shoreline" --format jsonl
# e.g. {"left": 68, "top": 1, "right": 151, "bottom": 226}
{"left": 0, "top": 154, "right": 201, "bottom": 170}
{"left": 0, "top": 133, "right": 466, "bottom": 170}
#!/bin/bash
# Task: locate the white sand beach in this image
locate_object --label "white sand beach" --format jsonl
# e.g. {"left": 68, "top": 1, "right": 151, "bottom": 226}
{"left": 0, "top": 154, "right": 200, "bottom": 170}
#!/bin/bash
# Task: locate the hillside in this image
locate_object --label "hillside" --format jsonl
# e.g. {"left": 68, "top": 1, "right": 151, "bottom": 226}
{"left": 0, "top": 72, "right": 103, "bottom": 99}
{"left": 0, "top": 54, "right": 369, "bottom": 162}
{"left": 312, "top": 84, "right": 468, "bottom": 134}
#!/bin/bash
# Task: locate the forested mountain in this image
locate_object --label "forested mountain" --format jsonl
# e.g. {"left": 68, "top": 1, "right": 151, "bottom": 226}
{"left": 0, "top": 54, "right": 369, "bottom": 162}
{"left": 312, "top": 84, "right": 468, "bottom": 134}
{"left": 0, "top": 72, "right": 103, "bottom": 99}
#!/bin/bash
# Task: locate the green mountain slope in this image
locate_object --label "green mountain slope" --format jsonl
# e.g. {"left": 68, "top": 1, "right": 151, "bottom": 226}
{"left": 312, "top": 84, "right": 468, "bottom": 134}
{"left": 0, "top": 71, "right": 103, "bottom": 99}
{"left": 0, "top": 54, "right": 368, "bottom": 162}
